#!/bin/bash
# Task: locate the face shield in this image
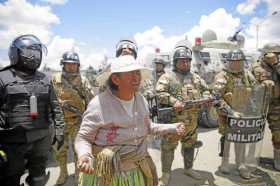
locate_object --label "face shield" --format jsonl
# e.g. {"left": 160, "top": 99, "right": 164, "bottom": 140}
{"left": 116, "top": 40, "right": 138, "bottom": 58}
{"left": 15, "top": 35, "right": 48, "bottom": 70}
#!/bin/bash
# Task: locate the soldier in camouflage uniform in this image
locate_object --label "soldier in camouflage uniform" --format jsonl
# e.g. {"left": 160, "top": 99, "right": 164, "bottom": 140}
{"left": 53, "top": 51, "right": 93, "bottom": 185}
{"left": 213, "top": 49, "right": 257, "bottom": 179}
{"left": 141, "top": 56, "right": 167, "bottom": 101}
{"left": 252, "top": 43, "right": 280, "bottom": 170}
{"left": 156, "top": 46, "right": 209, "bottom": 185}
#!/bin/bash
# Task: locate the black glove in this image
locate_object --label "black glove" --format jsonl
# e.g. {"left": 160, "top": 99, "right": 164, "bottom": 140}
{"left": 52, "top": 135, "right": 64, "bottom": 151}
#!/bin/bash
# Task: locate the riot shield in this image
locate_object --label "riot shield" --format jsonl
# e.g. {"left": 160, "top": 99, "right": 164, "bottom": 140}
{"left": 222, "top": 84, "right": 270, "bottom": 179}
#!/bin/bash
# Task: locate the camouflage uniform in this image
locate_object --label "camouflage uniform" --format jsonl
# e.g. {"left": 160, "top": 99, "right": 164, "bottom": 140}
{"left": 156, "top": 70, "right": 208, "bottom": 175}
{"left": 53, "top": 73, "right": 93, "bottom": 184}
{"left": 252, "top": 46, "right": 280, "bottom": 170}
{"left": 213, "top": 49, "right": 258, "bottom": 179}
{"left": 213, "top": 69, "right": 257, "bottom": 135}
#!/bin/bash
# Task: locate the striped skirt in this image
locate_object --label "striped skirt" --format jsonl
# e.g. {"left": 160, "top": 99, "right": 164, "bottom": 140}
{"left": 78, "top": 168, "right": 145, "bottom": 186}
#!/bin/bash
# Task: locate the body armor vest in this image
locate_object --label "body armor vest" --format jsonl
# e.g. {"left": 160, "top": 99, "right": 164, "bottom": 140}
{"left": 0, "top": 69, "right": 51, "bottom": 130}
{"left": 53, "top": 74, "right": 86, "bottom": 119}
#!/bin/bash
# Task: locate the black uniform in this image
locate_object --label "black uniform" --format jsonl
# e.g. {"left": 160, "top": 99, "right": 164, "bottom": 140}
{"left": 0, "top": 67, "right": 65, "bottom": 186}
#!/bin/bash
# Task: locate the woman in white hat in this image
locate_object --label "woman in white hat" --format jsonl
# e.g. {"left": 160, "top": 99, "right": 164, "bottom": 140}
{"left": 75, "top": 55, "right": 184, "bottom": 186}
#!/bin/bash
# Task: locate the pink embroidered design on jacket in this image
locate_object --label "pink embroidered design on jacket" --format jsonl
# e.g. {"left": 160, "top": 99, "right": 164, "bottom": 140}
{"left": 106, "top": 126, "right": 117, "bottom": 143}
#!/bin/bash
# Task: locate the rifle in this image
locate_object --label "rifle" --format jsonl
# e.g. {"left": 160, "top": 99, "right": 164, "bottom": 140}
{"left": 62, "top": 101, "right": 83, "bottom": 123}
{"left": 157, "top": 95, "right": 220, "bottom": 123}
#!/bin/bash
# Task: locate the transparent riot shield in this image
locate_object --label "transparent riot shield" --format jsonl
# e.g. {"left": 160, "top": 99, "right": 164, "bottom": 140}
{"left": 222, "top": 84, "right": 270, "bottom": 179}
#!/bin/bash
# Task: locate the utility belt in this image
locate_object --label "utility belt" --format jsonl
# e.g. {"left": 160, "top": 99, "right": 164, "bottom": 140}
{"left": 91, "top": 144, "right": 158, "bottom": 186}
{"left": 0, "top": 127, "right": 49, "bottom": 143}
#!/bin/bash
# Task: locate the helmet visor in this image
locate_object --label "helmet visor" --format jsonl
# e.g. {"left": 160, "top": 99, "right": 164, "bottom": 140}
{"left": 14, "top": 35, "right": 48, "bottom": 56}
{"left": 116, "top": 41, "right": 137, "bottom": 53}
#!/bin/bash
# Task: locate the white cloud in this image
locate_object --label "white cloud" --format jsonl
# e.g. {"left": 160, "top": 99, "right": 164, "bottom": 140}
{"left": 135, "top": 26, "right": 184, "bottom": 52}
{"left": 134, "top": 26, "right": 185, "bottom": 66}
{"left": 242, "top": 0, "right": 280, "bottom": 50}
{"left": 82, "top": 52, "right": 108, "bottom": 70}
{"left": 187, "top": 8, "right": 240, "bottom": 42}
{"left": 42, "top": 35, "right": 108, "bottom": 71}
{"left": 134, "top": 8, "right": 241, "bottom": 66}
{"left": 41, "top": 0, "right": 68, "bottom": 5}
{"left": 236, "top": 0, "right": 261, "bottom": 15}
{"left": 42, "top": 36, "right": 76, "bottom": 70}
{"left": 265, "top": 0, "right": 280, "bottom": 15}
{"left": 0, "top": 0, "right": 60, "bottom": 49}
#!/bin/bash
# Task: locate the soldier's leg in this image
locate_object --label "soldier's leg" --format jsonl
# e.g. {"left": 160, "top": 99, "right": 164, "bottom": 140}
{"left": 234, "top": 143, "right": 251, "bottom": 179}
{"left": 1, "top": 143, "right": 26, "bottom": 186}
{"left": 54, "top": 123, "right": 70, "bottom": 185}
{"left": 158, "top": 139, "right": 178, "bottom": 186}
{"left": 268, "top": 115, "right": 280, "bottom": 171}
{"left": 26, "top": 135, "right": 51, "bottom": 186}
{"left": 69, "top": 121, "right": 80, "bottom": 183}
{"left": 181, "top": 132, "right": 202, "bottom": 180}
{"left": 218, "top": 136, "right": 231, "bottom": 174}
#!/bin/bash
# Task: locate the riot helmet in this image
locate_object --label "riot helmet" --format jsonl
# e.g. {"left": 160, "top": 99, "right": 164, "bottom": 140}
{"left": 60, "top": 51, "right": 80, "bottom": 74}
{"left": 261, "top": 43, "right": 280, "bottom": 64}
{"left": 173, "top": 46, "right": 192, "bottom": 61}
{"left": 60, "top": 51, "right": 81, "bottom": 84}
{"left": 153, "top": 56, "right": 167, "bottom": 73}
{"left": 173, "top": 46, "right": 192, "bottom": 74}
{"left": 226, "top": 49, "right": 245, "bottom": 73}
{"left": 8, "top": 34, "right": 47, "bottom": 70}
{"left": 116, "top": 38, "right": 138, "bottom": 59}
{"left": 261, "top": 43, "right": 280, "bottom": 54}
{"left": 263, "top": 52, "right": 278, "bottom": 65}
{"left": 60, "top": 51, "right": 80, "bottom": 65}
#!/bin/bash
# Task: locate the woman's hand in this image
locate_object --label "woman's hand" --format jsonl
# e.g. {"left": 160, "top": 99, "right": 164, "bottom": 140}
{"left": 77, "top": 155, "right": 94, "bottom": 174}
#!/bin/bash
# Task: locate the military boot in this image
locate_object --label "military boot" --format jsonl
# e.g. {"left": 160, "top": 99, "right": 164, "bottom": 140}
{"left": 219, "top": 140, "right": 230, "bottom": 174}
{"left": 274, "top": 148, "right": 280, "bottom": 171}
{"left": 56, "top": 170, "right": 68, "bottom": 185}
{"left": 218, "top": 157, "right": 230, "bottom": 174}
{"left": 26, "top": 172, "right": 50, "bottom": 186}
{"left": 158, "top": 172, "right": 170, "bottom": 186}
{"left": 238, "top": 164, "right": 251, "bottom": 179}
{"left": 182, "top": 147, "right": 202, "bottom": 180}
{"left": 184, "top": 168, "right": 202, "bottom": 180}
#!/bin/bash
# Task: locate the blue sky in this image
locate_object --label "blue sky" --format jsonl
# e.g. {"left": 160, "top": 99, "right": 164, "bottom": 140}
{"left": 0, "top": 0, "right": 279, "bottom": 69}
{"left": 37, "top": 0, "right": 264, "bottom": 50}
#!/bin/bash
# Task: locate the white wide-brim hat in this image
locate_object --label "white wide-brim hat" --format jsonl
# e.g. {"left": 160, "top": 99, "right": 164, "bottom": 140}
{"left": 96, "top": 55, "right": 152, "bottom": 86}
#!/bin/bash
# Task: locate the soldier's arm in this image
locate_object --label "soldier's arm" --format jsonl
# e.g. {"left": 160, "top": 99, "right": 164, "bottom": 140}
{"left": 141, "top": 79, "right": 156, "bottom": 99}
{"left": 196, "top": 74, "right": 211, "bottom": 96}
{"left": 49, "top": 81, "right": 65, "bottom": 136}
{"left": 272, "top": 62, "right": 280, "bottom": 75}
{"left": 212, "top": 73, "right": 233, "bottom": 114}
{"left": 156, "top": 75, "right": 180, "bottom": 106}
{"left": 0, "top": 79, "right": 5, "bottom": 128}
{"left": 81, "top": 81, "right": 94, "bottom": 106}
{"left": 251, "top": 65, "right": 265, "bottom": 82}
